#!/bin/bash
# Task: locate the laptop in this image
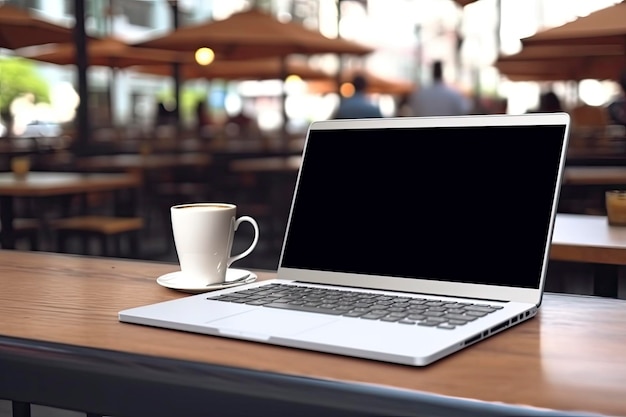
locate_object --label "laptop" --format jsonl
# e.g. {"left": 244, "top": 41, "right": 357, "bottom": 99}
{"left": 119, "top": 112, "right": 570, "bottom": 366}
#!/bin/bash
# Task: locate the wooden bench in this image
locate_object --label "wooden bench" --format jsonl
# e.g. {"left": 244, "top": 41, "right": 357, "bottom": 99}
{"left": 52, "top": 215, "right": 144, "bottom": 258}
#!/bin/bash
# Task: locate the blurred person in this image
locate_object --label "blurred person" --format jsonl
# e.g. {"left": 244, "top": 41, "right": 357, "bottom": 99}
{"left": 537, "top": 91, "right": 563, "bottom": 113}
{"left": 195, "top": 100, "right": 212, "bottom": 139}
{"left": 225, "top": 109, "right": 260, "bottom": 139}
{"left": 332, "top": 74, "right": 382, "bottom": 119}
{"left": 155, "top": 101, "right": 175, "bottom": 126}
{"left": 608, "top": 69, "right": 626, "bottom": 127}
{"left": 409, "top": 60, "right": 470, "bottom": 117}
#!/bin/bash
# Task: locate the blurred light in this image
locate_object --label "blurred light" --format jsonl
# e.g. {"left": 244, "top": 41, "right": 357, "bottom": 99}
{"left": 195, "top": 47, "right": 215, "bottom": 66}
{"left": 318, "top": 94, "right": 339, "bottom": 120}
{"left": 499, "top": 81, "right": 539, "bottom": 114}
{"left": 258, "top": 110, "right": 282, "bottom": 131}
{"left": 224, "top": 93, "right": 243, "bottom": 116}
{"left": 340, "top": 82, "right": 355, "bottom": 97}
{"left": 50, "top": 81, "right": 79, "bottom": 123}
{"left": 285, "top": 74, "right": 302, "bottom": 83}
{"left": 579, "top": 79, "right": 612, "bottom": 107}
{"left": 378, "top": 95, "right": 396, "bottom": 117}
{"left": 284, "top": 75, "right": 306, "bottom": 95}
{"left": 285, "top": 95, "right": 308, "bottom": 119}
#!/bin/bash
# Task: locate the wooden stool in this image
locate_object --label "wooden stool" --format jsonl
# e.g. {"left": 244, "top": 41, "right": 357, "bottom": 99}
{"left": 53, "top": 216, "right": 144, "bottom": 258}
{"left": 2, "top": 218, "right": 40, "bottom": 250}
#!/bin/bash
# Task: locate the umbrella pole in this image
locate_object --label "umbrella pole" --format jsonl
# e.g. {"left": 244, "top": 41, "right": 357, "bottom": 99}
{"left": 74, "top": 0, "right": 90, "bottom": 154}
{"left": 281, "top": 56, "right": 288, "bottom": 147}
{"left": 168, "top": 0, "right": 182, "bottom": 134}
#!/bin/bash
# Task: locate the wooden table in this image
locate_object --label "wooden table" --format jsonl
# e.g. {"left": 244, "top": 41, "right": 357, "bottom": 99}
{"left": 74, "top": 153, "right": 212, "bottom": 176}
{"left": 551, "top": 213, "right": 626, "bottom": 297}
{"left": 0, "top": 172, "right": 141, "bottom": 250}
{"left": 228, "top": 155, "right": 302, "bottom": 173}
{"left": 0, "top": 250, "right": 625, "bottom": 417}
{"left": 563, "top": 166, "right": 626, "bottom": 185}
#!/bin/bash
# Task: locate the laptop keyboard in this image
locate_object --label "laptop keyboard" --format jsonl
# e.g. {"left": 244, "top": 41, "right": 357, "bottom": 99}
{"left": 210, "top": 283, "right": 503, "bottom": 330}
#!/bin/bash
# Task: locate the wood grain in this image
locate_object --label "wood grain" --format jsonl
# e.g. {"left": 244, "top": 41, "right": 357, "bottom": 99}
{"left": 1, "top": 250, "right": 625, "bottom": 416}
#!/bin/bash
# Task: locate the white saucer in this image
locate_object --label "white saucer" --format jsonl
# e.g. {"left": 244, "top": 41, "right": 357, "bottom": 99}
{"left": 156, "top": 268, "right": 257, "bottom": 293}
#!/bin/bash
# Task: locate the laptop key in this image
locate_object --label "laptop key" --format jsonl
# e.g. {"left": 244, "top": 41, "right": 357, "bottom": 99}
{"left": 360, "top": 314, "right": 386, "bottom": 320}
{"left": 264, "top": 302, "right": 343, "bottom": 315}
{"left": 246, "top": 300, "right": 274, "bottom": 306}
{"left": 343, "top": 311, "right": 366, "bottom": 317}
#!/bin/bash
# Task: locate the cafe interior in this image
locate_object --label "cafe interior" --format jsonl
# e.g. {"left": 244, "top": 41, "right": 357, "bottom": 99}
{"left": 2, "top": 0, "right": 626, "bottom": 294}
{"left": 3, "top": 1, "right": 626, "bottom": 416}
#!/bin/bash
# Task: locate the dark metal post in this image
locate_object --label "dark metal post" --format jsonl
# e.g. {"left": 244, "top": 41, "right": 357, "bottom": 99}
{"left": 168, "top": 0, "right": 182, "bottom": 132}
{"left": 74, "top": 0, "right": 90, "bottom": 154}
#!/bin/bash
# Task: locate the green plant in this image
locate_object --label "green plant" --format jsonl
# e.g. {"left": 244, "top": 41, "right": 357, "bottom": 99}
{"left": 0, "top": 57, "right": 50, "bottom": 113}
{"left": 156, "top": 87, "right": 207, "bottom": 123}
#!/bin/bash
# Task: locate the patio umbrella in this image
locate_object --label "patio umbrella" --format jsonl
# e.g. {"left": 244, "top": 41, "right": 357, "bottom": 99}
{"left": 18, "top": 37, "right": 188, "bottom": 68}
{"left": 135, "top": 8, "right": 373, "bottom": 140}
{"left": 0, "top": 3, "right": 74, "bottom": 50}
{"left": 132, "top": 57, "right": 332, "bottom": 81}
{"left": 19, "top": 37, "right": 191, "bottom": 126}
{"left": 495, "top": 44, "right": 626, "bottom": 81}
{"left": 522, "top": 2, "right": 626, "bottom": 48}
{"left": 135, "top": 8, "right": 374, "bottom": 59}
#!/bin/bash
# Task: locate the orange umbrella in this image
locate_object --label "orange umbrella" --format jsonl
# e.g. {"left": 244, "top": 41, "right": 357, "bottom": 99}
{"left": 523, "top": 2, "right": 626, "bottom": 48}
{"left": 132, "top": 57, "right": 332, "bottom": 81}
{"left": 495, "top": 44, "right": 626, "bottom": 81}
{"left": 18, "top": 36, "right": 189, "bottom": 68}
{"left": 135, "top": 8, "right": 373, "bottom": 60}
{"left": 0, "top": 3, "right": 74, "bottom": 50}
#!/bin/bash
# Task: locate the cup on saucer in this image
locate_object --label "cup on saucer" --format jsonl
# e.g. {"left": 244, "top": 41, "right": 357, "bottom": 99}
{"left": 170, "top": 202, "right": 259, "bottom": 287}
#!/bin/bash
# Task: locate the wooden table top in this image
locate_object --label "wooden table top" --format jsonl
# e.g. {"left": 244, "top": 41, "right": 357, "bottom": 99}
{"left": 0, "top": 250, "right": 625, "bottom": 416}
{"left": 563, "top": 166, "right": 626, "bottom": 185}
{"left": 0, "top": 172, "right": 141, "bottom": 197}
{"left": 229, "top": 155, "right": 302, "bottom": 173}
{"left": 74, "top": 153, "right": 212, "bottom": 172}
{"left": 552, "top": 213, "right": 626, "bottom": 265}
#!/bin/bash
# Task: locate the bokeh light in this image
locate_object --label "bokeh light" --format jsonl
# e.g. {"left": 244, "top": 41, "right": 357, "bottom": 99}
{"left": 195, "top": 47, "right": 215, "bottom": 66}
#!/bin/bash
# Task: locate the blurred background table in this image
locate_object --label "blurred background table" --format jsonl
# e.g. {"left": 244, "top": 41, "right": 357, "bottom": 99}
{"left": 0, "top": 171, "right": 141, "bottom": 251}
{"left": 551, "top": 213, "right": 626, "bottom": 298}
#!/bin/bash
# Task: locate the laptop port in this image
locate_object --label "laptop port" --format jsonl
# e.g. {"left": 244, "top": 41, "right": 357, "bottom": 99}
{"left": 489, "top": 321, "right": 509, "bottom": 334}
{"left": 463, "top": 334, "right": 482, "bottom": 346}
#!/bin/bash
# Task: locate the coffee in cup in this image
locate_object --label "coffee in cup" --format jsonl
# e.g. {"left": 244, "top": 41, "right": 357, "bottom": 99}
{"left": 171, "top": 203, "right": 259, "bottom": 286}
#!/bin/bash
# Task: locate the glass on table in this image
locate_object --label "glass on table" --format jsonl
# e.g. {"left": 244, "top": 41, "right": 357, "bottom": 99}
{"left": 605, "top": 190, "right": 626, "bottom": 226}
{"left": 10, "top": 156, "right": 30, "bottom": 179}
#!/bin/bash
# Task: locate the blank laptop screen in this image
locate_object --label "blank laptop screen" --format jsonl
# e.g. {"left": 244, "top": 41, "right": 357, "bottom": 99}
{"left": 281, "top": 124, "right": 566, "bottom": 289}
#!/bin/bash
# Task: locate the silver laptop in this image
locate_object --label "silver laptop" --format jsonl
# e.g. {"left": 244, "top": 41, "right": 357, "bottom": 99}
{"left": 119, "top": 113, "right": 570, "bottom": 366}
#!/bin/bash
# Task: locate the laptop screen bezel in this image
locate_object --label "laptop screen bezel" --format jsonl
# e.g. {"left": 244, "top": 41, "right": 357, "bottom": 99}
{"left": 276, "top": 113, "right": 570, "bottom": 306}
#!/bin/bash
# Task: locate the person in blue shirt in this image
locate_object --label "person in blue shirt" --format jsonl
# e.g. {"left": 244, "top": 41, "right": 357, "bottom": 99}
{"left": 333, "top": 73, "right": 383, "bottom": 119}
{"left": 409, "top": 60, "right": 471, "bottom": 117}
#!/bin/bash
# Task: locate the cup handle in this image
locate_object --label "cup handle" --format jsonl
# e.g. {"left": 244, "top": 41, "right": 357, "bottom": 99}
{"left": 228, "top": 216, "right": 260, "bottom": 266}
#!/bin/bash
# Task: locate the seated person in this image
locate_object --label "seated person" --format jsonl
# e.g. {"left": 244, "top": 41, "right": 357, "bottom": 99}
{"left": 608, "top": 69, "right": 626, "bottom": 127}
{"left": 333, "top": 74, "right": 382, "bottom": 119}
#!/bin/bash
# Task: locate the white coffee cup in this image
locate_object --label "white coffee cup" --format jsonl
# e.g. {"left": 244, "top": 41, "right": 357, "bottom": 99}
{"left": 171, "top": 203, "right": 259, "bottom": 286}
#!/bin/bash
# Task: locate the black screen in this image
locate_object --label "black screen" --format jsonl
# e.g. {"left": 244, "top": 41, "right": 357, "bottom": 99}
{"left": 281, "top": 124, "right": 566, "bottom": 289}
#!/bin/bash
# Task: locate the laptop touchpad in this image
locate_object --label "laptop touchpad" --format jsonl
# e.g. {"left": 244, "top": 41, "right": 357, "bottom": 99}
{"left": 206, "top": 308, "right": 338, "bottom": 340}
